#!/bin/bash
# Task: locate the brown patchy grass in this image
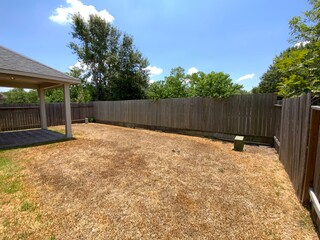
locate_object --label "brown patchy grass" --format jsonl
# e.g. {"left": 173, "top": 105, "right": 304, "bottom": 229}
{"left": 0, "top": 154, "right": 55, "bottom": 239}
{"left": 0, "top": 123, "right": 318, "bottom": 239}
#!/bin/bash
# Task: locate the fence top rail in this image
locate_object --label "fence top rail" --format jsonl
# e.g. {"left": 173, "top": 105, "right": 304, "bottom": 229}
{"left": 274, "top": 104, "right": 282, "bottom": 108}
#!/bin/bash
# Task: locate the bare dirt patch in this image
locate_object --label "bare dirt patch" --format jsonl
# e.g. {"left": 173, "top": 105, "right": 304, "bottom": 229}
{"left": 1, "top": 123, "right": 318, "bottom": 239}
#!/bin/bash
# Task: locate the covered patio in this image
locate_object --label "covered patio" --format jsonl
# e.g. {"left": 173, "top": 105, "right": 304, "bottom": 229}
{"left": 0, "top": 45, "right": 79, "bottom": 149}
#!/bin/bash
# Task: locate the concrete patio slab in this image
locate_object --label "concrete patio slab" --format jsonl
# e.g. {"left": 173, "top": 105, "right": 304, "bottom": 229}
{"left": 0, "top": 129, "right": 66, "bottom": 150}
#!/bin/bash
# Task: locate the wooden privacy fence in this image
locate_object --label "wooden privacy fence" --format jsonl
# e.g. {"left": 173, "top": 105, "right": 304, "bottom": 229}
{"left": 0, "top": 103, "right": 93, "bottom": 131}
{"left": 308, "top": 106, "right": 320, "bottom": 228}
{"left": 277, "top": 94, "right": 311, "bottom": 201}
{"left": 93, "top": 93, "right": 277, "bottom": 144}
{"left": 270, "top": 93, "right": 320, "bottom": 231}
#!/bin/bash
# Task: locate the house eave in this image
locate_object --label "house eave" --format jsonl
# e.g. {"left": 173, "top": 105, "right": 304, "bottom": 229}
{"left": 0, "top": 68, "right": 80, "bottom": 85}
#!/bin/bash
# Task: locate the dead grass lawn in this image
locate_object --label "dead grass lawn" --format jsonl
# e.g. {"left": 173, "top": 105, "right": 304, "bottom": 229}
{"left": 1, "top": 123, "right": 318, "bottom": 239}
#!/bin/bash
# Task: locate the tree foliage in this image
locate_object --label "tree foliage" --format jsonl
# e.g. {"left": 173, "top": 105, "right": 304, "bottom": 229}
{"left": 189, "top": 71, "right": 243, "bottom": 98}
{"left": 147, "top": 67, "right": 244, "bottom": 100}
{"left": 275, "top": 45, "right": 317, "bottom": 97}
{"left": 253, "top": 0, "right": 320, "bottom": 97}
{"left": 254, "top": 64, "right": 282, "bottom": 94}
{"left": 3, "top": 89, "right": 38, "bottom": 104}
{"left": 260, "top": 0, "right": 320, "bottom": 97}
{"left": 69, "top": 13, "right": 149, "bottom": 101}
{"left": 147, "top": 67, "right": 189, "bottom": 100}
{"left": 289, "top": 0, "right": 320, "bottom": 43}
{"left": 108, "top": 34, "right": 149, "bottom": 100}
{"left": 43, "top": 68, "right": 93, "bottom": 103}
{"left": 68, "top": 67, "right": 93, "bottom": 103}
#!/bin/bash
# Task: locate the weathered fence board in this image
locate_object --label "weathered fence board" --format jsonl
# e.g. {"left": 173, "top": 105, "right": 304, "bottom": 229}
{"left": 93, "top": 94, "right": 277, "bottom": 143}
{"left": 273, "top": 101, "right": 282, "bottom": 153}
{"left": 279, "top": 93, "right": 311, "bottom": 201}
{"left": 313, "top": 119, "right": 320, "bottom": 201}
{"left": 297, "top": 106, "right": 320, "bottom": 230}
{"left": 0, "top": 103, "right": 93, "bottom": 131}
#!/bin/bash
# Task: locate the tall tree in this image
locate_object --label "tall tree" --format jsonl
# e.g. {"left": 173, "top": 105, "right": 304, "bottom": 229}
{"left": 69, "top": 13, "right": 149, "bottom": 100}
{"left": 275, "top": 0, "right": 320, "bottom": 97}
{"left": 108, "top": 34, "right": 149, "bottom": 100}
{"left": 69, "top": 13, "right": 120, "bottom": 100}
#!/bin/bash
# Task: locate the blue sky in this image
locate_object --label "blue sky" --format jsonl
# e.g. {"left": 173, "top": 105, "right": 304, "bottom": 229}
{"left": 0, "top": 0, "right": 310, "bottom": 92}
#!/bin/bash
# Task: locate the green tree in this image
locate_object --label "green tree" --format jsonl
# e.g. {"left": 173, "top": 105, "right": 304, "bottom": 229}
{"left": 275, "top": 0, "right": 320, "bottom": 97}
{"left": 164, "top": 67, "right": 188, "bottom": 98}
{"left": 147, "top": 67, "right": 244, "bottom": 100}
{"left": 257, "top": 64, "right": 282, "bottom": 94}
{"left": 0, "top": 93, "right": 5, "bottom": 103}
{"left": 189, "top": 71, "right": 243, "bottom": 98}
{"left": 45, "top": 88, "right": 64, "bottom": 103}
{"left": 147, "top": 81, "right": 167, "bottom": 100}
{"left": 69, "top": 13, "right": 119, "bottom": 100}
{"left": 26, "top": 90, "right": 38, "bottom": 103}
{"left": 44, "top": 67, "right": 94, "bottom": 103}
{"left": 146, "top": 67, "right": 188, "bottom": 100}
{"left": 289, "top": 0, "right": 320, "bottom": 43}
{"left": 251, "top": 86, "right": 261, "bottom": 94}
{"left": 68, "top": 67, "right": 93, "bottom": 103}
{"left": 275, "top": 46, "right": 314, "bottom": 97}
{"left": 69, "top": 13, "right": 149, "bottom": 100}
{"left": 108, "top": 34, "right": 149, "bottom": 100}
{"left": 4, "top": 88, "right": 38, "bottom": 104}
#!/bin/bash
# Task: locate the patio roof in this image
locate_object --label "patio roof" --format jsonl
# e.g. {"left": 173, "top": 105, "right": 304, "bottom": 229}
{"left": 0, "top": 45, "right": 80, "bottom": 139}
{"left": 0, "top": 45, "right": 79, "bottom": 89}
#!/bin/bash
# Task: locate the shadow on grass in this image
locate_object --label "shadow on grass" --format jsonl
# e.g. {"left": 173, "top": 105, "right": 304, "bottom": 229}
{"left": 0, "top": 137, "right": 76, "bottom": 151}
{"left": 303, "top": 202, "right": 320, "bottom": 238}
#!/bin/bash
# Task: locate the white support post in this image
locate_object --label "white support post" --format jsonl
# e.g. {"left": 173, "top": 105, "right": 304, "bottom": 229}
{"left": 38, "top": 88, "right": 47, "bottom": 130}
{"left": 63, "top": 84, "right": 72, "bottom": 138}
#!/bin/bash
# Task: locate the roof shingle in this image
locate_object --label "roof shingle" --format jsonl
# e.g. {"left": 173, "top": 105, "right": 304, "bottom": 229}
{"left": 0, "top": 45, "right": 78, "bottom": 83}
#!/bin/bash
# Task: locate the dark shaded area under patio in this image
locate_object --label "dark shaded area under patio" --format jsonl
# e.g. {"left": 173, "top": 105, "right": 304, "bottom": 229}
{"left": 0, "top": 129, "right": 66, "bottom": 150}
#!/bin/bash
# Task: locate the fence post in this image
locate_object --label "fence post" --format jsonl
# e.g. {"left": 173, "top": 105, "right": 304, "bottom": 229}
{"left": 38, "top": 88, "right": 47, "bottom": 130}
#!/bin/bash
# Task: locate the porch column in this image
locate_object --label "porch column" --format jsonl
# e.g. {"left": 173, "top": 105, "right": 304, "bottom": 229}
{"left": 63, "top": 84, "right": 72, "bottom": 138}
{"left": 38, "top": 88, "right": 47, "bottom": 130}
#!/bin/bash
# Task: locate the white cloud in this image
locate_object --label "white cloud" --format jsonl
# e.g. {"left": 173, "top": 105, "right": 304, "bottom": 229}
{"left": 237, "top": 73, "right": 255, "bottom": 82}
{"left": 50, "top": 0, "right": 114, "bottom": 25}
{"left": 294, "top": 41, "right": 310, "bottom": 48}
{"left": 69, "top": 61, "right": 93, "bottom": 81}
{"left": 144, "top": 66, "right": 163, "bottom": 76}
{"left": 69, "top": 60, "right": 89, "bottom": 71}
{"left": 187, "top": 67, "right": 198, "bottom": 75}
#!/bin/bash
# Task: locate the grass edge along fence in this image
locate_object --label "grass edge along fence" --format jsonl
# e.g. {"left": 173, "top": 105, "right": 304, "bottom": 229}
{"left": 93, "top": 93, "right": 277, "bottom": 145}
